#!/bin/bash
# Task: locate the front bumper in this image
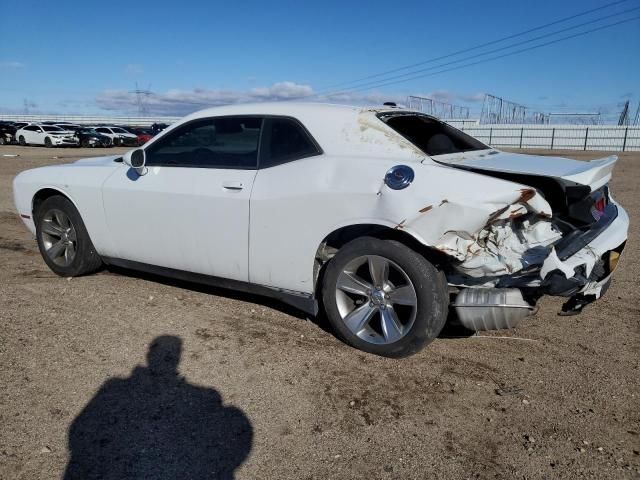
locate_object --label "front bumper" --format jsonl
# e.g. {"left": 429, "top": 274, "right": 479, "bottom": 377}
{"left": 52, "top": 137, "right": 79, "bottom": 146}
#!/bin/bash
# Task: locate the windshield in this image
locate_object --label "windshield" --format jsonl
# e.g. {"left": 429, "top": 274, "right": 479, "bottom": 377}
{"left": 378, "top": 112, "right": 487, "bottom": 156}
{"left": 42, "top": 126, "right": 65, "bottom": 132}
{"left": 111, "top": 127, "right": 130, "bottom": 134}
{"left": 79, "top": 129, "right": 99, "bottom": 134}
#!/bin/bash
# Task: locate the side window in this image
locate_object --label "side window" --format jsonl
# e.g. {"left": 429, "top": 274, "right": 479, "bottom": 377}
{"left": 26, "top": 125, "right": 38, "bottom": 132}
{"left": 96, "top": 128, "right": 108, "bottom": 134}
{"left": 146, "top": 117, "right": 262, "bottom": 169}
{"left": 261, "top": 117, "right": 320, "bottom": 168}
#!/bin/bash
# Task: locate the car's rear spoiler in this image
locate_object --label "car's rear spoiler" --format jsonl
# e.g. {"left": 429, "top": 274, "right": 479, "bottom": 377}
{"left": 561, "top": 155, "right": 618, "bottom": 191}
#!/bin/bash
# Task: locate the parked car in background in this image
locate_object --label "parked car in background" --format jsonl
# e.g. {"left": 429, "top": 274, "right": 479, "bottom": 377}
{"left": 151, "top": 123, "right": 169, "bottom": 135}
{"left": 15, "top": 124, "right": 79, "bottom": 147}
{"left": 90, "top": 126, "right": 138, "bottom": 146}
{"left": 62, "top": 126, "right": 113, "bottom": 148}
{"left": 0, "top": 121, "right": 17, "bottom": 145}
{"left": 128, "top": 127, "right": 155, "bottom": 146}
{"left": 11, "top": 122, "right": 30, "bottom": 131}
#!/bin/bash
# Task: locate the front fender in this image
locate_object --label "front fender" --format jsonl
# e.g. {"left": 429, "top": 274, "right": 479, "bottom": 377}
{"left": 12, "top": 163, "right": 119, "bottom": 255}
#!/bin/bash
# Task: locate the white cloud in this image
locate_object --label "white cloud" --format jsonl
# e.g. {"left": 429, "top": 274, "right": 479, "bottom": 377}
{"left": 125, "top": 64, "right": 144, "bottom": 76}
{"left": 97, "top": 81, "right": 321, "bottom": 115}
{"left": 95, "top": 81, "right": 483, "bottom": 116}
{"left": 0, "top": 61, "right": 25, "bottom": 69}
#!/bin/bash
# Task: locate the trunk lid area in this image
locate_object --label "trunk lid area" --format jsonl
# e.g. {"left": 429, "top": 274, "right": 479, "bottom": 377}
{"left": 430, "top": 150, "right": 618, "bottom": 191}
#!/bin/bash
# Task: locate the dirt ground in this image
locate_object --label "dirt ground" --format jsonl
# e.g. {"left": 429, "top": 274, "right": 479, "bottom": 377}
{"left": 0, "top": 145, "right": 638, "bottom": 479}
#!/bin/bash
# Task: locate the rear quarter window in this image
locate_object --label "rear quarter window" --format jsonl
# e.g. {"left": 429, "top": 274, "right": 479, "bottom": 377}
{"left": 260, "top": 117, "right": 321, "bottom": 168}
{"left": 379, "top": 112, "right": 487, "bottom": 156}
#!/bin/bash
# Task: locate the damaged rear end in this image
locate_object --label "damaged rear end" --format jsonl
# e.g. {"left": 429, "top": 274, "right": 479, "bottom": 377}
{"left": 435, "top": 152, "right": 628, "bottom": 327}
{"left": 377, "top": 111, "right": 629, "bottom": 330}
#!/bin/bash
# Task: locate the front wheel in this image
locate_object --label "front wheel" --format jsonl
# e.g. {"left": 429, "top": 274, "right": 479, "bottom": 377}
{"left": 44, "top": 137, "right": 53, "bottom": 147}
{"left": 18, "top": 135, "right": 26, "bottom": 146}
{"left": 322, "top": 237, "right": 448, "bottom": 357}
{"left": 35, "top": 195, "right": 103, "bottom": 277}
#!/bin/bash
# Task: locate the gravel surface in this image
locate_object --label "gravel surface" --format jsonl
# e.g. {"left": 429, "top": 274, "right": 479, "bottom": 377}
{"left": 0, "top": 145, "right": 638, "bottom": 479}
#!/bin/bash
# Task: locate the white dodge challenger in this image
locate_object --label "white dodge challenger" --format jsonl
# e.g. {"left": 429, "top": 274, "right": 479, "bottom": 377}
{"left": 13, "top": 103, "right": 629, "bottom": 357}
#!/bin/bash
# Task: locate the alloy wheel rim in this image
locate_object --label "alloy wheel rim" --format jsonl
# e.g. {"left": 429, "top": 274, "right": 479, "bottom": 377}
{"left": 334, "top": 255, "right": 417, "bottom": 345}
{"left": 40, "top": 209, "right": 77, "bottom": 267}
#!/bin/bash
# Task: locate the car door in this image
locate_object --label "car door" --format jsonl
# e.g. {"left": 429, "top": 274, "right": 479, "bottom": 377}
{"left": 95, "top": 127, "right": 111, "bottom": 140}
{"left": 26, "top": 125, "right": 42, "bottom": 144}
{"left": 249, "top": 116, "right": 324, "bottom": 292}
{"left": 102, "top": 115, "right": 262, "bottom": 282}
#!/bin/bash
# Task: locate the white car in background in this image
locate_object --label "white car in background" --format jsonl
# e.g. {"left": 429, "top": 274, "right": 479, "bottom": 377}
{"left": 12, "top": 103, "right": 629, "bottom": 357}
{"left": 16, "top": 124, "right": 79, "bottom": 147}
{"left": 90, "top": 126, "right": 139, "bottom": 146}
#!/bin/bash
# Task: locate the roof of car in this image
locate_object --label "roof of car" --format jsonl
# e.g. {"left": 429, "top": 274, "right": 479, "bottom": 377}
{"left": 164, "top": 102, "right": 425, "bottom": 159}
{"left": 184, "top": 102, "right": 392, "bottom": 120}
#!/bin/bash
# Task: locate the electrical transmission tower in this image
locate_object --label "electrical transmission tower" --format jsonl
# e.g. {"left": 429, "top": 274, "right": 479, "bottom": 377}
{"left": 618, "top": 100, "right": 630, "bottom": 126}
{"left": 129, "top": 82, "right": 153, "bottom": 116}
{"left": 407, "top": 95, "right": 469, "bottom": 119}
{"left": 480, "top": 93, "right": 549, "bottom": 125}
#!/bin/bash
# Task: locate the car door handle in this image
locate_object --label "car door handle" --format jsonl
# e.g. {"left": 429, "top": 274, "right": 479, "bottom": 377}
{"left": 222, "top": 181, "right": 244, "bottom": 191}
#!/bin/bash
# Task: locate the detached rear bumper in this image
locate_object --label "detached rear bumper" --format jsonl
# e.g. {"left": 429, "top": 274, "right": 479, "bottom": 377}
{"left": 451, "top": 199, "right": 628, "bottom": 327}
{"left": 540, "top": 198, "right": 628, "bottom": 301}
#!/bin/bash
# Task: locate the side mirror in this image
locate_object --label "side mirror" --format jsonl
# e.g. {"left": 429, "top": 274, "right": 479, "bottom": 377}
{"left": 123, "top": 148, "right": 147, "bottom": 175}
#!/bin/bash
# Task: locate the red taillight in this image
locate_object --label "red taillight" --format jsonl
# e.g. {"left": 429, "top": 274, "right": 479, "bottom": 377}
{"left": 595, "top": 197, "right": 606, "bottom": 213}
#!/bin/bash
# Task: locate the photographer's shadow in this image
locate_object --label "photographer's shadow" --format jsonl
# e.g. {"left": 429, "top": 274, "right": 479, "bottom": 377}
{"left": 63, "top": 336, "right": 252, "bottom": 480}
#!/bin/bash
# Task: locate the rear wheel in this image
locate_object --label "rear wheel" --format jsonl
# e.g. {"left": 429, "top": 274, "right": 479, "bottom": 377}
{"left": 35, "top": 195, "right": 102, "bottom": 277}
{"left": 81, "top": 138, "right": 90, "bottom": 148}
{"left": 44, "top": 137, "right": 52, "bottom": 147}
{"left": 322, "top": 237, "right": 448, "bottom": 357}
{"left": 19, "top": 135, "right": 26, "bottom": 146}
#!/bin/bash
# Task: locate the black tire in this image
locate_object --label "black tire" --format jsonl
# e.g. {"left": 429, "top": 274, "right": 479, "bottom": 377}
{"left": 19, "top": 135, "right": 26, "bottom": 146}
{"left": 35, "top": 195, "right": 103, "bottom": 277}
{"left": 81, "top": 138, "right": 90, "bottom": 148}
{"left": 44, "top": 137, "right": 52, "bottom": 148}
{"left": 322, "top": 237, "right": 448, "bottom": 357}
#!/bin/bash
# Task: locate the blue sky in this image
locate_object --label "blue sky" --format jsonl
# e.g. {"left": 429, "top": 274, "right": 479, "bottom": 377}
{"left": 1, "top": 0, "right": 638, "bottom": 119}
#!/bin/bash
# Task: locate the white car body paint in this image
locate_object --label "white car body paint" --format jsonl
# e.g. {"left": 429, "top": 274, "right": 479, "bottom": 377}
{"left": 13, "top": 103, "right": 628, "bottom": 305}
{"left": 89, "top": 126, "right": 138, "bottom": 144}
{"left": 15, "top": 124, "right": 78, "bottom": 147}
{"left": 101, "top": 165, "right": 256, "bottom": 282}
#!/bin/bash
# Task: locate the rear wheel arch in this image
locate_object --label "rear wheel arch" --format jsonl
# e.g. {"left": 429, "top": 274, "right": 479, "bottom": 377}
{"left": 313, "top": 223, "right": 450, "bottom": 295}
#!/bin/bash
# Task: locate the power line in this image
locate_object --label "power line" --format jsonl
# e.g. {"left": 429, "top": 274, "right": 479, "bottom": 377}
{"left": 321, "top": 0, "right": 633, "bottom": 91}
{"left": 321, "top": 5, "right": 640, "bottom": 94}
{"left": 323, "top": 15, "right": 640, "bottom": 96}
